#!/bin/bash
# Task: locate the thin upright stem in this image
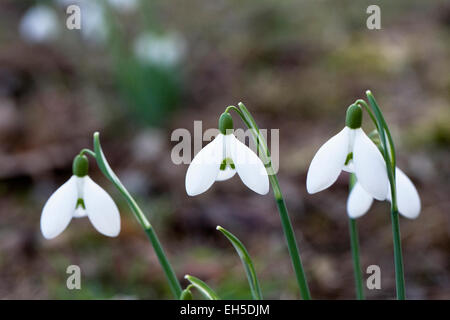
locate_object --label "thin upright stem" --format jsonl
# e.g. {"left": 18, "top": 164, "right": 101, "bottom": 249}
{"left": 230, "top": 103, "right": 311, "bottom": 300}
{"left": 364, "top": 91, "right": 406, "bottom": 299}
{"left": 349, "top": 218, "right": 364, "bottom": 300}
{"left": 144, "top": 226, "right": 183, "bottom": 298}
{"left": 390, "top": 208, "right": 405, "bottom": 299}
{"left": 270, "top": 175, "right": 311, "bottom": 300}
{"left": 348, "top": 174, "right": 364, "bottom": 300}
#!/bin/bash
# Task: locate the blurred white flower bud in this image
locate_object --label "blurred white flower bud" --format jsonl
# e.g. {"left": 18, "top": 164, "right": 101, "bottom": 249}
{"left": 133, "top": 32, "right": 186, "bottom": 67}
{"left": 20, "top": 5, "right": 59, "bottom": 43}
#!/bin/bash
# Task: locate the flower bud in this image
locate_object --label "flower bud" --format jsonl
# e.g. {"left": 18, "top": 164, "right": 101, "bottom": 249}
{"left": 219, "top": 112, "right": 233, "bottom": 135}
{"left": 345, "top": 104, "right": 362, "bottom": 129}
{"left": 72, "top": 154, "right": 89, "bottom": 177}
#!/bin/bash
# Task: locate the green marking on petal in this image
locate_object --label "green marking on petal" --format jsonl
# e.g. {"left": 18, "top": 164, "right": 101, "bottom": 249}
{"left": 345, "top": 152, "right": 353, "bottom": 165}
{"left": 76, "top": 198, "right": 86, "bottom": 209}
{"left": 220, "top": 158, "right": 235, "bottom": 170}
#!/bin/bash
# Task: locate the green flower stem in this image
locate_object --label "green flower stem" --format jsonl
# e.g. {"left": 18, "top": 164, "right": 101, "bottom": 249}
{"left": 362, "top": 91, "right": 406, "bottom": 300}
{"left": 348, "top": 174, "right": 364, "bottom": 300}
{"left": 79, "top": 148, "right": 96, "bottom": 158}
{"left": 91, "top": 132, "right": 182, "bottom": 299}
{"left": 226, "top": 103, "right": 311, "bottom": 300}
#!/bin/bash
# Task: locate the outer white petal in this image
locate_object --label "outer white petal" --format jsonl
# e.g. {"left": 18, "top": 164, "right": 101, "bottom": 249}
{"left": 306, "top": 127, "right": 350, "bottom": 194}
{"left": 185, "top": 134, "right": 223, "bottom": 196}
{"left": 40, "top": 176, "right": 77, "bottom": 239}
{"left": 353, "top": 128, "right": 388, "bottom": 201}
{"left": 216, "top": 167, "right": 236, "bottom": 181}
{"left": 228, "top": 135, "right": 269, "bottom": 195}
{"left": 347, "top": 182, "right": 374, "bottom": 219}
{"left": 84, "top": 177, "right": 121, "bottom": 237}
{"left": 393, "top": 168, "right": 421, "bottom": 219}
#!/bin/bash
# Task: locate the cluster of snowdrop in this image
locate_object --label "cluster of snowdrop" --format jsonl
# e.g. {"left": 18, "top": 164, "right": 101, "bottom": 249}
{"left": 20, "top": 1, "right": 110, "bottom": 44}
{"left": 39, "top": 93, "right": 420, "bottom": 300}
{"left": 19, "top": 0, "right": 186, "bottom": 64}
{"left": 307, "top": 103, "right": 420, "bottom": 219}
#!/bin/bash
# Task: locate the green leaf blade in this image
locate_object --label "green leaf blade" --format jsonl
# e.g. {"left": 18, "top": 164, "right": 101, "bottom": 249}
{"left": 184, "top": 275, "right": 220, "bottom": 300}
{"left": 216, "top": 226, "right": 263, "bottom": 300}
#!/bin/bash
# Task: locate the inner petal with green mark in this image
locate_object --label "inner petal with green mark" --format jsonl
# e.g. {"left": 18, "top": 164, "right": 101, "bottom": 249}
{"left": 73, "top": 198, "right": 87, "bottom": 218}
{"left": 217, "top": 158, "right": 237, "bottom": 181}
{"left": 220, "top": 158, "right": 235, "bottom": 171}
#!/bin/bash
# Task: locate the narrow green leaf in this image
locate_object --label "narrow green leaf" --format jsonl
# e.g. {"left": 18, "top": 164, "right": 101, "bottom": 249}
{"left": 184, "top": 275, "right": 220, "bottom": 300}
{"left": 180, "top": 287, "right": 193, "bottom": 300}
{"left": 216, "top": 226, "right": 263, "bottom": 300}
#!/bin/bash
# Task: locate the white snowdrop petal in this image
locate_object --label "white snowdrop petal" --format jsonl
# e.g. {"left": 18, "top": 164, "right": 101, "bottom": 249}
{"left": 228, "top": 135, "right": 269, "bottom": 195}
{"left": 306, "top": 127, "right": 350, "bottom": 194}
{"left": 84, "top": 177, "right": 121, "bottom": 237}
{"left": 216, "top": 167, "right": 236, "bottom": 181}
{"left": 347, "top": 182, "right": 374, "bottom": 219}
{"left": 353, "top": 128, "right": 388, "bottom": 201}
{"left": 40, "top": 176, "right": 77, "bottom": 239}
{"left": 185, "top": 134, "right": 223, "bottom": 196}
{"left": 395, "top": 168, "right": 421, "bottom": 219}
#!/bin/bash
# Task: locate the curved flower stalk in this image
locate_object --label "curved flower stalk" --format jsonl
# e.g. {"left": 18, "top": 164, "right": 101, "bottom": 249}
{"left": 185, "top": 112, "right": 269, "bottom": 196}
{"left": 348, "top": 167, "right": 421, "bottom": 219}
{"left": 354, "top": 91, "right": 419, "bottom": 299}
{"left": 185, "top": 103, "right": 311, "bottom": 299}
{"left": 41, "top": 132, "right": 182, "bottom": 299}
{"left": 41, "top": 154, "right": 120, "bottom": 239}
{"left": 92, "top": 132, "right": 182, "bottom": 298}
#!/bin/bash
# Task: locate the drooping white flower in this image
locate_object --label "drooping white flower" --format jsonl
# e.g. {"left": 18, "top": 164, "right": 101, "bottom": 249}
{"left": 306, "top": 104, "right": 389, "bottom": 200}
{"left": 40, "top": 155, "right": 120, "bottom": 239}
{"left": 185, "top": 112, "right": 269, "bottom": 196}
{"left": 20, "top": 5, "right": 59, "bottom": 43}
{"left": 347, "top": 167, "right": 421, "bottom": 219}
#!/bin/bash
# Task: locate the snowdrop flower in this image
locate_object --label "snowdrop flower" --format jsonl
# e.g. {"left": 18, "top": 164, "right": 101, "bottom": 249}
{"left": 185, "top": 112, "right": 269, "bottom": 196}
{"left": 347, "top": 168, "right": 421, "bottom": 219}
{"left": 20, "top": 5, "right": 59, "bottom": 43}
{"left": 41, "top": 155, "right": 120, "bottom": 239}
{"left": 306, "top": 104, "right": 388, "bottom": 200}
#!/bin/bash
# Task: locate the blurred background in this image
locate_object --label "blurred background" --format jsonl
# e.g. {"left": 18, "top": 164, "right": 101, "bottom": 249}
{"left": 0, "top": 0, "right": 449, "bottom": 299}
